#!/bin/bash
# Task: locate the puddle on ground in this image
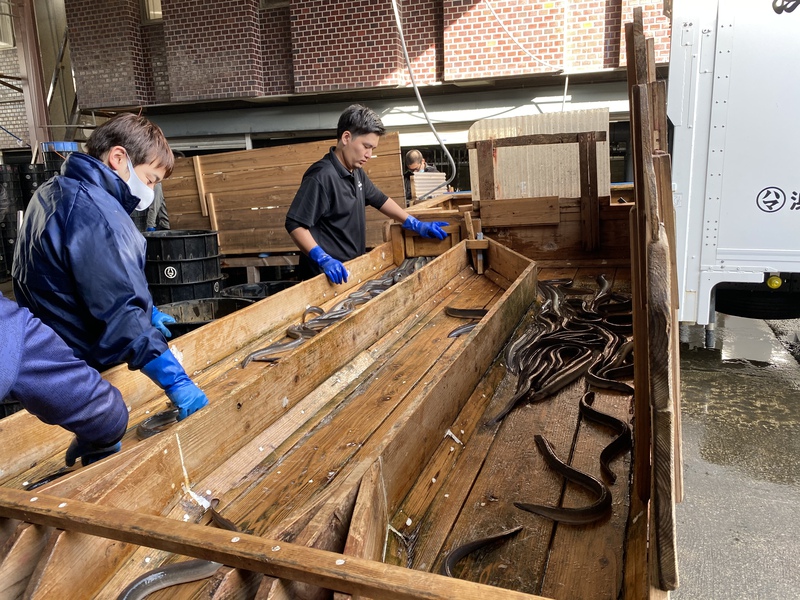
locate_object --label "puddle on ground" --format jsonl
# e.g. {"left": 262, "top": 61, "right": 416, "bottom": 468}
{"left": 680, "top": 314, "right": 800, "bottom": 487}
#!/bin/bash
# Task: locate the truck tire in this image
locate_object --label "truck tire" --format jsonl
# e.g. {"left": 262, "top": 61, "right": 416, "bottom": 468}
{"left": 715, "top": 289, "right": 800, "bottom": 320}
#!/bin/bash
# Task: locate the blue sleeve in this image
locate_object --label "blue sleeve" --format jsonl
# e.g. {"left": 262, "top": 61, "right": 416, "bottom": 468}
{"left": 0, "top": 296, "right": 128, "bottom": 446}
{"left": 66, "top": 195, "right": 168, "bottom": 370}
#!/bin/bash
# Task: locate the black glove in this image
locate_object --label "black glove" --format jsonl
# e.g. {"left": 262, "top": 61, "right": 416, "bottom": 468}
{"left": 65, "top": 436, "right": 122, "bottom": 467}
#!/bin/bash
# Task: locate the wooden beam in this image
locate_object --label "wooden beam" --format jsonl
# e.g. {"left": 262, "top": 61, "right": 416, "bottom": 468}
{"left": 466, "top": 131, "right": 607, "bottom": 149}
{"left": 193, "top": 155, "right": 208, "bottom": 217}
{"left": 479, "top": 196, "right": 560, "bottom": 228}
{"left": 476, "top": 140, "right": 496, "bottom": 202}
{"left": 0, "top": 489, "right": 543, "bottom": 600}
{"left": 578, "top": 132, "right": 600, "bottom": 252}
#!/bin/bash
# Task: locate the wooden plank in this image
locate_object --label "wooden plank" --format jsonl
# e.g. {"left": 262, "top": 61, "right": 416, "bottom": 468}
{"left": 541, "top": 390, "right": 633, "bottom": 600}
{"left": 0, "top": 522, "right": 51, "bottom": 598}
{"left": 466, "top": 131, "right": 607, "bottom": 149}
{"left": 578, "top": 132, "right": 600, "bottom": 251}
{"left": 647, "top": 231, "right": 678, "bottom": 591}
{"left": 192, "top": 155, "right": 208, "bottom": 217}
{"left": 0, "top": 488, "right": 545, "bottom": 600}
{"left": 206, "top": 192, "right": 219, "bottom": 231}
{"left": 653, "top": 151, "right": 683, "bottom": 505}
{"left": 335, "top": 459, "right": 388, "bottom": 600}
{"left": 479, "top": 196, "right": 560, "bottom": 228}
{"left": 476, "top": 140, "right": 496, "bottom": 202}
{"left": 650, "top": 81, "right": 668, "bottom": 154}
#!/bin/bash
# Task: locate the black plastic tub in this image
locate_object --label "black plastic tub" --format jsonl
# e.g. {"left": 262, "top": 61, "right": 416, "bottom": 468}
{"left": 158, "top": 297, "right": 254, "bottom": 337}
{"left": 149, "top": 277, "right": 224, "bottom": 305}
{"left": 145, "top": 255, "right": 222, "bottom": 285}
{"left": 220, "top": 281, "right": 297, "bottom": 300}
{"left": 143, "top": 230, "right": 219, "bottom": 261}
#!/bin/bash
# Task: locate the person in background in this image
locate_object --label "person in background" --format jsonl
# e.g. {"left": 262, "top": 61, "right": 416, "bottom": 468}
{"left": 1, "top": 293, "right": 128, "bottom": 467}
{"left": 130, "top": 182, "right": 169, "bottom": 232}
{"left": 403, "top": 148, "right": 439, "bottom": 202}
{"left": 285, "top": 104, "right": 449, "bottom": 284}
{"left": 12, "top": 114, "right": 208, "bottom": 465}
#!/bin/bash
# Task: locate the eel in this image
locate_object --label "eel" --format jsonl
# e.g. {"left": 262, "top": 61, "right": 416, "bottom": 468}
{"left": 579, "top": 392, "right": 632, "bottom": 484}
{"left": 448, "top": 322, "right": 478, "bottom": 338}
{"left": 514, "top": 434, "right": 612, "bottom": 524}
{"left": 117, "top": 499, "right": 239, "bottom": 600}
{"left": 445, "top": 306, "right": 488, "bottom": 319}
{"left": 440, "top": 525, "right": 523, "bottom": 578}
{"left": 136, "top": 408, "right": 181, "bottom": 439}
{"left": 24, "top": 467, "right": 75, "bottom": 491}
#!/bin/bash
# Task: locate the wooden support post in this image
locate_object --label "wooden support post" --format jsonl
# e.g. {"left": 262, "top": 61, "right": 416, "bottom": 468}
{"left": 206, "top": 192, "right": 220, "bottom": 232}
{"left": 578, "top": 132, "right": 600, "bottom": 252}
{"left": 193, "top": 155, "right": 208, "bottom": 218}
{"left": 475, "top": 140, "right": 496, "bottom": 202}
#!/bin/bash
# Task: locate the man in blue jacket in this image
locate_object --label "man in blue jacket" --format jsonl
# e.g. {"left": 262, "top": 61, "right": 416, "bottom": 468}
{"left": 13, "top": 115, "right": 208, "bottom": 465}
{"left": 1, "top": 293, "right": 128, "bottom": 466}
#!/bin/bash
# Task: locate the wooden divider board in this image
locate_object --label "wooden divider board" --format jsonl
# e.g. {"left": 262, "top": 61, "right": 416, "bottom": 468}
{"left": 162, "top": 133, "right": 404, "bottom": 255}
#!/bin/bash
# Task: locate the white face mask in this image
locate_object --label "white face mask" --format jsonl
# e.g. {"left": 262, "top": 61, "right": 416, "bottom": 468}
{"left": 121, "top": 153, "right": 155, "bottom": 211}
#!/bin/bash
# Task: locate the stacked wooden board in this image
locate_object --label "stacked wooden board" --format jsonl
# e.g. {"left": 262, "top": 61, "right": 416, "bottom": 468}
{"left": 161, "top": 133, "right": 405, "bottom": 256}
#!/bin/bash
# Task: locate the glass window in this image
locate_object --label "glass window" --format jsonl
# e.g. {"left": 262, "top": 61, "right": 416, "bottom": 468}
{"left": 142, "top": 0, "right": 162, "bottom": 21}
{"left": 0, "top": 10, "right": 15, "bottom": 49}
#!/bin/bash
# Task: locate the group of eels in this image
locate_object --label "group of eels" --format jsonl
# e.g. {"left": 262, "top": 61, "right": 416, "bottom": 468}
{"left": 241, "top": 256, "right": 431, "bottom": 367}
{"left": 442, "top": 275, "right": 635, "bottom": 579}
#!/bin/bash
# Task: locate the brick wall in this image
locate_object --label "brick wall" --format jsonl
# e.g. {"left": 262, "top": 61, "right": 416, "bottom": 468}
{"left": 65, "top": 0, "right": 150, "bottom": 108}
{"left": 398, "top": 0, "right": 443, "bottom": 85}
{"left": 64, "top": 0, "right": 672, "bottom": 108}
{"left": 260, "top": 6, "right": 293, "bottom": 96}
{"left": 142, "top": 22, "right": 170, "bottom": 104}
{"left": 290, "top": 0, "right": 402, "bottom": 93}
{"left": 444, "top": 0, "right": 565, "bottom": 81}
{"left": 443, "top": 0, "right": 669, "bottom": 81}
{"left": 0, "top": 49, "right": 28, "bottom": 149}
{"left": 163, "top": 0, "right": 264, "bottom": 102}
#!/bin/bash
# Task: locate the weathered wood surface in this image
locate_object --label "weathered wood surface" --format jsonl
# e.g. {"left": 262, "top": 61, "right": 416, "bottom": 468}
{"left": 0, "top": 239, "right": 548, "bottom": 599}
{"left": 379, "top": 267, "right": 634, "bottom": 599}
{"left": 0, "top": 488, "right": 544, "bottom": 600}
{"left": 163, "top": 133, "right": 404, "bottom": 255}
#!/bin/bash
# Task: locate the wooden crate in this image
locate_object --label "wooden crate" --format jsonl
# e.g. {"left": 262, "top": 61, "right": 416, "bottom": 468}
{"left": 467, "top": 109, "right": 632, "bottom": 266}
{"left": 162, "top": 133, "right": 405, "bottom": 256}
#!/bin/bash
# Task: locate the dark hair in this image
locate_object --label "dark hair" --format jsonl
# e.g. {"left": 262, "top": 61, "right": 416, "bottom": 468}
{"left": 336, "top": 104, "right": 385, "bottom": 141}
{"left": 86, "top": 113, "right": 174, "bottom": 177}
{"left": 405, "top": 149, "right": 423, "bottom": 168}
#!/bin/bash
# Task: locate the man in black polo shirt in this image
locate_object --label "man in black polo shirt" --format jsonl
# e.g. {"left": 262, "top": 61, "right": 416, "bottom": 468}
{"left": 285, "top": 104, "right": 449, "bottom": 284}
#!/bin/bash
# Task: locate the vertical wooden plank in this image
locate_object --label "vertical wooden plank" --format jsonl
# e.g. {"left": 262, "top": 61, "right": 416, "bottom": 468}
{"left": 389, "top": 224, "right": 405, "bottom": 266}
{"left": 578, "top": 132, "right": 600, "bottom": 251}
{"left": 650, "top": 81, "right": 669, "bottom": 154}
{"left": 192, "top": 155, "right": 208, "bottom": 217}
{"left": 335, "top": 459, "right": 388, "bottom": 600}
{"left": 206, "top": 193, "right": 219, "bottom": 232}
{"left": 646, "top": 38, "right": 656, "bottom": 84}
{"left": 475, "top": 140, "right": 496, "bottom": 202}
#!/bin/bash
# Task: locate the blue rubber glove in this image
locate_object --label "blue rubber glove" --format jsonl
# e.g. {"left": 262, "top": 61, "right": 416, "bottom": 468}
{"left": 146, "top": 227, "right": 156, "bottom": 232}
{"left": 403, "top": 216, "right": 449, "bottom": 240}
{"left": 151, "top": 306, "right": 176, "bottom": 338}
{"left": 65, "top": 437, "right": 122, "bottom": 467}
{"left": 141, "top": 349, "right": 209, "bottom": 420}
{"left": 309, "top": 245, "right": 348, "bottom": 284}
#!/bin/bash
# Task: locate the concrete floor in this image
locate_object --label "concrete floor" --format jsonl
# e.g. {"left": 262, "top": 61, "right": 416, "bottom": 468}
{"left": 674, "top": 314, "right": 800, "bottom": 599}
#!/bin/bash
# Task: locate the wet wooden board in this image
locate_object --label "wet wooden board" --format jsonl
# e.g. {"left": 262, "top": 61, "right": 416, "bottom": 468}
{"left": 379, "top": 267, "right": 633, "bottom": 598}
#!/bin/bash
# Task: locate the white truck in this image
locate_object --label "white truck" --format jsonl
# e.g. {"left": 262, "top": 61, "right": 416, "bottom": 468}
{"left": 667, "top": 0, "right": 800, "bottom": 327}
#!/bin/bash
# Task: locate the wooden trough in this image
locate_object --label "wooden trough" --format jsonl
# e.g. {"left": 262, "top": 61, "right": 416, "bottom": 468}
{"left": 0, "top": 13, "right": 677, "bottom": 599}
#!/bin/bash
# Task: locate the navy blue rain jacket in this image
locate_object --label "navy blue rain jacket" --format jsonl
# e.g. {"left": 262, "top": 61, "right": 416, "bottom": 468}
{"left": 0, "top": 294, "right": 128, "bottom": 445}
{"left": 12, "top": 152, "right": 167, "bottom": 371}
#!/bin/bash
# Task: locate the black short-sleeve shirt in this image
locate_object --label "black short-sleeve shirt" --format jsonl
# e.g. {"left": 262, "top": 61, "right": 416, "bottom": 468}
{"left": 285, "top": 148, "right": 389, "bottom": 268}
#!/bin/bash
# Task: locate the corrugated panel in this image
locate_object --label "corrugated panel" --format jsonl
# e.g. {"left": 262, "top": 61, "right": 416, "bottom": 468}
{"left": 468, "top": 109, "right": 610, "bottom": 201}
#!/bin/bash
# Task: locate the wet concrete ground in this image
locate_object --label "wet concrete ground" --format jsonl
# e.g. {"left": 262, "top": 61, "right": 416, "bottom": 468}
{"left": 674, "top": 314, "right": 800, "bottom": 599}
